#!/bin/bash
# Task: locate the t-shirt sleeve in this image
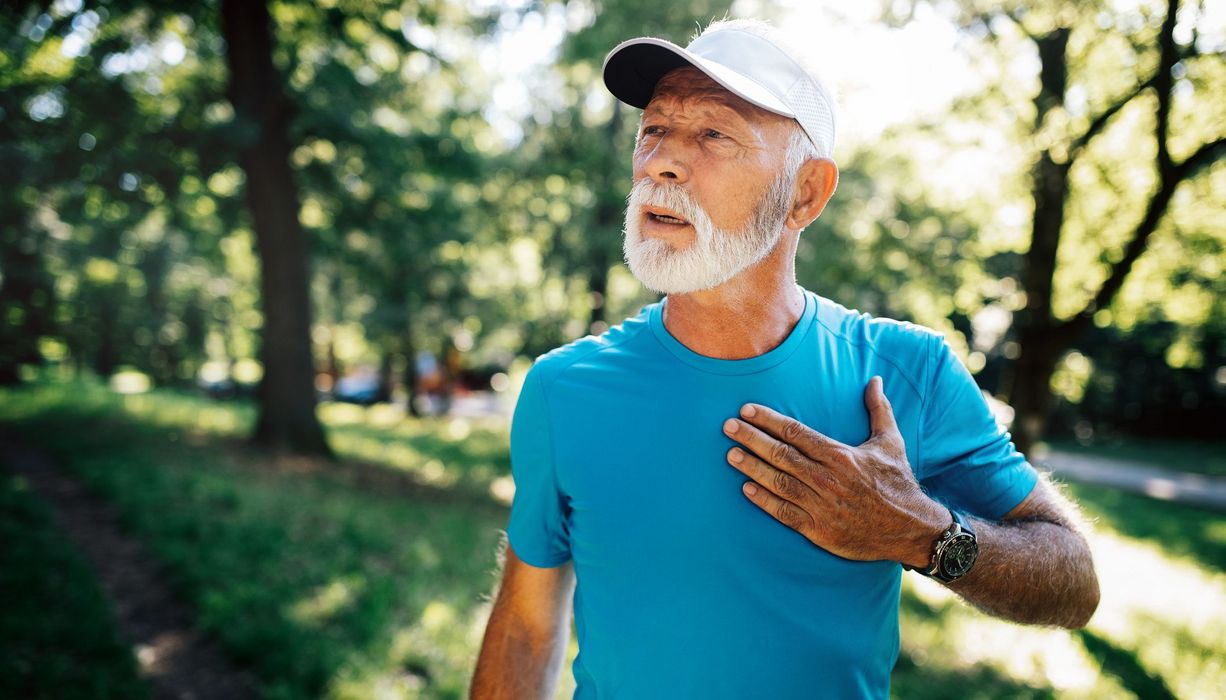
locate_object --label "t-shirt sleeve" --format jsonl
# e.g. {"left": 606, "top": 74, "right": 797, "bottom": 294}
{"left": 918, "top": 334, "right": 1038, "bottom": 520}
{"left": 505, "top": 365, "right": 572, "bottom": 567}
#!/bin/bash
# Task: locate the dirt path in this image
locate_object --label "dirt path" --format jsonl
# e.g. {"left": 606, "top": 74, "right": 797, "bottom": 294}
{"left": 1, "top": 437, "right": 259, "bottom": 700}
{"left": 1040, "top": 450, "right": 1226, "bottom": 511}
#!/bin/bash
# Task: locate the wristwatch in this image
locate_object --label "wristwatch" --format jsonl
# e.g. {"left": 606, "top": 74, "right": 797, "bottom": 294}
{"left": 916, "top": 509, "right": 978, "bottom": 583}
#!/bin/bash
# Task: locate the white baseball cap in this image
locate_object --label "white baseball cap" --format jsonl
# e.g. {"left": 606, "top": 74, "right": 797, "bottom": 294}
{"left": 602, "top": 26, "right": 837, "bottom": 158}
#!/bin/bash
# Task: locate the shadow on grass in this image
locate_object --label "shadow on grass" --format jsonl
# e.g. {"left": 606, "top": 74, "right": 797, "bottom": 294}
{"left": 892, "top": 652, "right": 1055, "bottom": 700}
{"left": 893, "top": 590, "right": 1057, "bottom": 699}
{"left": 1074, "top": 629, "right": 1176, "bottom": 700}
{"left": 1067, "top": 482, "right": 1226, "bottom": 574}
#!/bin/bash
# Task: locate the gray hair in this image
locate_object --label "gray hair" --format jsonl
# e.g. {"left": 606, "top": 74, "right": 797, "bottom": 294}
{"left": 783, "top": 123, "right": 820, "bottom": 179}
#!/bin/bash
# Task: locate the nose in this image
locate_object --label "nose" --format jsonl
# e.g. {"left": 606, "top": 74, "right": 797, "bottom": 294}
{"left": 638, "top": 133, "right": 690, "bottom": 185}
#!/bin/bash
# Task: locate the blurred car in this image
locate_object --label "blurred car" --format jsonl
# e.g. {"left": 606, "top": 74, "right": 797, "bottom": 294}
{"left": 332, "top": 371, "right": 381, "bottom": 405}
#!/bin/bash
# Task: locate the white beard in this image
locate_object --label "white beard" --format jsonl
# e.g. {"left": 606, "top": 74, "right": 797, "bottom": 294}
{"left": 622, "top": 172, "right": 794, "bottom": 295}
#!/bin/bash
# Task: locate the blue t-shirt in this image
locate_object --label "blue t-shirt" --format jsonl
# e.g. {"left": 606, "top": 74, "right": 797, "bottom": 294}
{"left": 507, "top": 288, "right": 1037, "bottom": 699}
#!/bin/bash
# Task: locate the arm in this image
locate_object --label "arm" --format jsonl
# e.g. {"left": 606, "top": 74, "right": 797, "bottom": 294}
{"left": 943, "top": 475, "right": 1099, "bottom": 628}
{"left": 471, "top": 544, "right": 576, "bottom": 700}
{"left": 723, "top": 376, "right": 1100, "bottom": 629}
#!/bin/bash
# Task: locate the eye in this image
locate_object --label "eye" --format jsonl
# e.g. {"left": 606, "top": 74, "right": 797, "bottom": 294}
{"left": 640, "top": 125, "right": 665, "bottom": 138}
{"left": 704, "top": 129, "right": 726, "bottom": 139}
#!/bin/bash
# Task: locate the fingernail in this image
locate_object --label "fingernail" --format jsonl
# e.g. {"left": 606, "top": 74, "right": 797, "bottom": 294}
{"left": 724, "top": 418, "right": 739, "bottom": 434}
{"left": 743, "top": 482, "right": 758, "bottom": 496}
{"left": 729, "top": 448, "right": 743, "bottom": 463}
{"left": 741, "top": 404, "right": 757, "bottom": 418}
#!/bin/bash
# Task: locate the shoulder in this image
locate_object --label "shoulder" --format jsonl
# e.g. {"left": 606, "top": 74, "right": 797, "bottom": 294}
{"left": 526, "top": 303, "right": 656, "bottom": 391}
{"left": 808, "top": 291, "right": 944, "bottom": 396}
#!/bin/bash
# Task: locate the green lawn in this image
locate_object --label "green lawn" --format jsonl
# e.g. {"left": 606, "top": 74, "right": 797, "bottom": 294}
{"left": 2, "top": 379, "right": 1224, "bottom": 699}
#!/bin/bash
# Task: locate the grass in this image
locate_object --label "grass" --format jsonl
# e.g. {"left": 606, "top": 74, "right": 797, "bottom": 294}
{"left": 2, "top": 378, "right": 1224, "bottom": 699}
{"left": 0, "top": 381, "right": 508, "bottom": 699}
{"left": 0, "top": 469, "right": 147, "bottom": 699}
{"left": 1046, "top": 437, "right": 1226, "bottom": 477}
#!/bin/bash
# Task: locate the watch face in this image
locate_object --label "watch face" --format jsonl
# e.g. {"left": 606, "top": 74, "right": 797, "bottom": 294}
{"left": 940, "top": 534, "right": 979, "bottom": 579}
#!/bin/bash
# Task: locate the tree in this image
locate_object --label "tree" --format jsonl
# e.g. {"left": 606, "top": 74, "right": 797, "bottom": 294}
{"left": 219, "top": 0, "right": 330, "bottom": 454}
{"left": 891, "top": 0, "right": 1225, "bottom": 453}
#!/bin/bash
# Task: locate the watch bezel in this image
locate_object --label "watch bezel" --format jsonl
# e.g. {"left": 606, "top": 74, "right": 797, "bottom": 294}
{"left": 936, "top": 531, "right": 978, "bottom": 581}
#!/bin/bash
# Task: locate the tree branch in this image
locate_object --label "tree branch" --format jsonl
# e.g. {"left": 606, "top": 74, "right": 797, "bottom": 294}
{"left": 1154, "top": 0, "right": 1181, "bottom": 176}
{"left": 1062, "top": 136, "right": 1226, "bottom": 339}
{"left": 1067, "top": 75, "right": 1156, "bottom": 163}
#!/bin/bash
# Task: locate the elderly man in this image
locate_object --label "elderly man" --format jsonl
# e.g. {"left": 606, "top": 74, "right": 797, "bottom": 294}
{"left": 472, "top": 18, "right": 1099, "bottom": 699}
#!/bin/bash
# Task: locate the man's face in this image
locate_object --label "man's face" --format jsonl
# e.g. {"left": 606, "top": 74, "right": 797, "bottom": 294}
{"left": 623, "top": 67, "right": 797, "bottom": 295}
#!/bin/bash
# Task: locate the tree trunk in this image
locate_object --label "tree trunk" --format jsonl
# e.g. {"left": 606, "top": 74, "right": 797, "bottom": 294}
{"left": 93, "top": 296, "right": 119, "bottom": 379}
{"left": 375, "top": 349, "right": 393, "bottom": 404}
{"left": 588, "top": 266, "right": 608, "bottom": 330}
{"left": 220, "top": 0, "right": 330, "bottom": 456}
{"left": 1006, "top": 29, "right": 1071, "bottom": 457}
{"left": 588, "top": 101, "right": 624, "bottom": 331}
{"left": 0, "top": 232, "right": 49, "bottom": 385}
{"left": 1007, "top": 326, "right": 1065, "bottom": 456}
{"left": 322, "top": 339, "right": 339, "bottom": 393}
{"left": 401, "top": 315, "right": 423, "bottom": 418}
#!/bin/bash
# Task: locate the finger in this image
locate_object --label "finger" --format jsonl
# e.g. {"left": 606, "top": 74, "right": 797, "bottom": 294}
{"left": 727, "top": 446, "right": 821, "bottom": 505}
{"left": 863, "top": 376, "right": 900, "bottom": 441}
{"left": 741, "top": 481, "right": 815, "bottom": 535}
{"left": 736, "top": 403, "right": 845, "bottom": 461}
{"left": 724, "top": 416, "right": 813, "bottom": 476}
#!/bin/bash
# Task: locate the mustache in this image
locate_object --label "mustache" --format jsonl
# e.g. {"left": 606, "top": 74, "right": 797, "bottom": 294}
{"left": 626, "top": 179, "right": 708, "bottom": 228}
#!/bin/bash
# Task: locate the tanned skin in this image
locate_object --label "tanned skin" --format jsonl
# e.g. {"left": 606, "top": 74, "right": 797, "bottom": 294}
{"left": 470, "top": 67, "right": 1099, "bottom": 698}
{"left": 471, "top": 546, "right": 575, "bottom": 700}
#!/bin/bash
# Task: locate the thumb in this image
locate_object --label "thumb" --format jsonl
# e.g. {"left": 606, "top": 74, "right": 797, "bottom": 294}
{"left": 864, "top": 376, "right": 900, "bottom": 441}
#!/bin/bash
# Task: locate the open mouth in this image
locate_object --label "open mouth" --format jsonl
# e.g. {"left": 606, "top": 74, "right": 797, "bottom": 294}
{"left": 645, "top": 207, "right": 690, "bottom": 226}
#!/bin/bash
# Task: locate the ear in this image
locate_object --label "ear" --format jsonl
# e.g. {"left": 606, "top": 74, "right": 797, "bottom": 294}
{"left": 785, "top": 158, "right": 839, "bottom": 232}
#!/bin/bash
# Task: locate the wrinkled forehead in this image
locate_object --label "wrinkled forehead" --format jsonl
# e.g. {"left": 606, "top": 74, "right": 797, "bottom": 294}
{"left": 645, "top": 66, "right": 784, "bottom": 125}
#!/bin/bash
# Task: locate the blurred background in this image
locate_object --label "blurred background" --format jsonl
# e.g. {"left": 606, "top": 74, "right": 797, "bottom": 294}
{"left": 1, "top": 0, "right": 1223, "bottom": 698}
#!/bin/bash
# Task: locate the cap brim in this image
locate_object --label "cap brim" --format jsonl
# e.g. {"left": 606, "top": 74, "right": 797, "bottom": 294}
{"left": 602, "top": 37, "right": 795, "bottom": 119}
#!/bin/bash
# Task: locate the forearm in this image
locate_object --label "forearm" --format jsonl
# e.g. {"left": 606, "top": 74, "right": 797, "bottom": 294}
{"left": 471, "top": 561, "right": 573, "bottom": 700}
{"left": 945, "top": 515, "right": 1099, "bottom": 628}
{"left": 471, "top": 606, "right": 570, "bottom": 699}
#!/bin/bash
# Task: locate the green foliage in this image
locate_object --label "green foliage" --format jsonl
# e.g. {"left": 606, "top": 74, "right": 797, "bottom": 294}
{"left": 0, "top": 0, "right": 502, "bottom": 396}
{"left": 0, "top": 471, "right": 147, "bottom": 699}
{"left": 1044, "top": 321, "right": 1226, "bottom": 438}
{"left": 870, "top": 0, "right": 1226, "bottom": 442}
{"left": 1, "top": 0, "right": 1222, "bottom": 437}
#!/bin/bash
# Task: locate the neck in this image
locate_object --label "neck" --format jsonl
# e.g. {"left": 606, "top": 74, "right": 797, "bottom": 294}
{"left": 660, "top": 233, "right": 805, "bottom": 360}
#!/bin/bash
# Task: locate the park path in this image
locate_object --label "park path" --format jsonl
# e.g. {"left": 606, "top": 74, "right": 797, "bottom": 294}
{"left": 1040, "top": 450, "right": 1226, "bottom": 511}
{"left": 0, "top": 436, "right": 259, "bottom": 700}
